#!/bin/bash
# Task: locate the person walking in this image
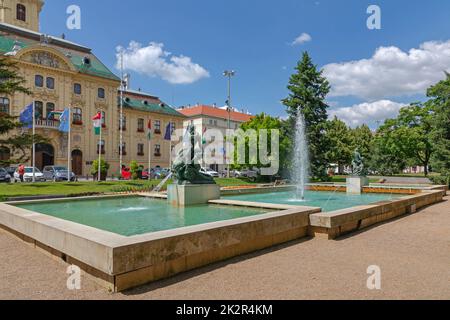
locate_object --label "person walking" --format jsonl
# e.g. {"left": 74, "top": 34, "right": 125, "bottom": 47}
{"left": 18, "top": 164, "right": 25, "bottom": 182}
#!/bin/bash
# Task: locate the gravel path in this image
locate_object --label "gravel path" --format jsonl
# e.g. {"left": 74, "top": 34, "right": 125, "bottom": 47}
{"left": 1, "top": 195, "right": 449, "bottom": 300}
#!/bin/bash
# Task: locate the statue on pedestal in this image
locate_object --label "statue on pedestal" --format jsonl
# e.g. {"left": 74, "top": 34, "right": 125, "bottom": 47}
{"left": 172, "top": 124, "right": 215, "bottom": 185}
{"left": 351, "top": 148, "right": 368, "bottom": 177}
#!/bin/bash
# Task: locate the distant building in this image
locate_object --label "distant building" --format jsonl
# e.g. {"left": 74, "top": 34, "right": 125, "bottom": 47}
{"left": 177, "top": 104, "right": 254, "bottom": 172}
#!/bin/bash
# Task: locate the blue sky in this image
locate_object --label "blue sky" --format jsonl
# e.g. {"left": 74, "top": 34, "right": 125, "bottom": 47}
{"left": 41, "top": 0, "right": 450, "bottom": 127}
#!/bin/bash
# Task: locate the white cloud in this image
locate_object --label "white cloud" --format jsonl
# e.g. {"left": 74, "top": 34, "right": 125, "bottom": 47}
{"left": 116, "top": 41, "right": 209, "bottom": 84}
{"left": 291, "top": 33, "right": 312, "bottom": 46}
{"left": 323, "top": 40, "right": 450, "bottom": 100}
{"left": 329, "top": 100, "right": 405, "bottom": 127}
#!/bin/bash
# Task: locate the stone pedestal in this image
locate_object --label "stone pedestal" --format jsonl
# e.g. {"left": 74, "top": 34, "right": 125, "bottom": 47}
{"left": 347, "top": 176, "right": 370, "bottom": 194}
{"left": 168, "top": 184, "right": 221, "bottom": 206}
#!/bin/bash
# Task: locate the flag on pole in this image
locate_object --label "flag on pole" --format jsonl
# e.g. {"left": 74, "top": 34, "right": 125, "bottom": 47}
{"left": 202, "top": 126, "right": 207, "bottom": 145}
{"left": 147, "top": 119, "right": 152, "bottom": 140}
{"left": 164, "top": 122, "right": 172, "bottom": 141}
{"left": 92, "top": 112, "right": 102, "bottom": 135}
{"left": 20, "top": 103, "right": 34, "bottom": 128}
{"left": 59, "top": 108, "right": 70, "bottom": 133}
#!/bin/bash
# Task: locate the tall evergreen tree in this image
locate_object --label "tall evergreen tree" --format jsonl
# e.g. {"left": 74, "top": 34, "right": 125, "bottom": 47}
{"left": 0, "top": 57, "right": 45, "bottom": 166}
{"left": 282, "top": 52, "right": 331, "bottom": 181}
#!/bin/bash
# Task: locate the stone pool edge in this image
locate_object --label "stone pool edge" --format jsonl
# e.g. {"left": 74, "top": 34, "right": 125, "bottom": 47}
{"left": 308, "top": 190, "right": 446, "bottom": 239}
{"left": 0, "top": 196, "right": 320, "bottom": 292}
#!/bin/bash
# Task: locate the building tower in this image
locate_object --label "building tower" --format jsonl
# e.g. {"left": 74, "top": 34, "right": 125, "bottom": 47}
{"left": 0, "top": 0, "right": 44, "bottom": 32}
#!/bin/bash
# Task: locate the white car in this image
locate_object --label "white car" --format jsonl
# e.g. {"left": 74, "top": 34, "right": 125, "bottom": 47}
{"left": 14, "top": 167, "right": 45, "bottom": 182}
{"left": 200, "top": 168, "right": 220, "bottom": 178}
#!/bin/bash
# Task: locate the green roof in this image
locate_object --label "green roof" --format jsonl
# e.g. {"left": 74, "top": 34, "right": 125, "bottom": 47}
{"left": 120, "top": 97, "right": 186, "bottom": 118}
{"left": 0, "top": 25, "right": 120, "bottom": 82}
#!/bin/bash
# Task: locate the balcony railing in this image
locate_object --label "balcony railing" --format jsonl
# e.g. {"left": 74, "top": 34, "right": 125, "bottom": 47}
{"left": 34, "top": 119, "right": 60, "bottom": 129}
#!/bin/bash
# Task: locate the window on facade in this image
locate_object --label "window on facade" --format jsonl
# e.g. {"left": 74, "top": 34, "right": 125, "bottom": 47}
{"left": 137, "top": 144, "right": 144, "bottom": 156}
{"left": 72, "top": 108, "right": 82, "bottom": 124}
{"left": 119, "top": 143, "right": 126, "bottom": 156}
{"left": 98, "top": 88, "right": 105, "bottom": 99}
{"left": 97, "top": 140, "right": 105, "bottom": 154}
{"left": 16, "top": 4, "right": 26, "bottom": 22}
{"left": 34, "top": 101, "right": 43, "bottom": 120}
{"left": 154, "top": 120, "right": 161, "bottom": 133}
{"left": 35, "top": 75, "right": 44, "bottom": 87}
{"left": 45, "top": 103, "right": 55, "bottom": 118}
{"left": 46, "top": 77, "right": 55, "bottom": 89}
{"left": 119, "top": 116, "right": 126, "bottom": 130}
{"left": 101, "top": 111, "right": 106, "bottom": 127}
{"left": 0, "top": 97, "right": 10, "bottom": 114}
{"left": 74, "top": 83, "right": 82, "bottom": 95}
{"left": 137, "top": 118, "right": 144, "bottom": 132}
{"left": 170, "top": 122, "right": 176, "bottom": 134}
{"left": 0, "top": 147, "right": 10, "bottom": 162}
{"left": 154, "top": 144, "right": 161, "bottom": 156}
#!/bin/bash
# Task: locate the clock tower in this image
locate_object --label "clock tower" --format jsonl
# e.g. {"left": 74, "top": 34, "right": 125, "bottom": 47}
{"left": 0, "top": 0, "right": 44, "bottom": 32}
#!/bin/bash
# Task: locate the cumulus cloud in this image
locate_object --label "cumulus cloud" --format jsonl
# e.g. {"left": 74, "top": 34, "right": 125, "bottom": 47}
{"left": 329, "top": 100, "right": 405, "bottom": 128}
{"left": 323, "top": 40, "right": 450, "bottom": 100}
{"left": 116, "top": 41, "right": 209, "bottom": 84}
{"left": 291, "top": 33, "right": 312, "bottom": 46}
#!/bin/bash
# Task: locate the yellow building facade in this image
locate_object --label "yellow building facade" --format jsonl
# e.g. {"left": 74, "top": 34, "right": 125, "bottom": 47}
{"left": 0, "top": 0, "right": 185, "bottom": 177}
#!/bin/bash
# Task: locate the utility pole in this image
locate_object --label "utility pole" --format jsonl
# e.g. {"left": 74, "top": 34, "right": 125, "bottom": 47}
{"left": 223, "top": 70, "right": 235, "bottom": 178}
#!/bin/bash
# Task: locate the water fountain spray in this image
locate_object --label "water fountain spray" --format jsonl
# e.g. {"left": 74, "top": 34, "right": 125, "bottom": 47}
{"left": 293, "top": 112, "right": 309, "bottom": 200}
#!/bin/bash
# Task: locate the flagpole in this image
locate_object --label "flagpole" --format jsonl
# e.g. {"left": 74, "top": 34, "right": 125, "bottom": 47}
{"left": 67, "top": 107, "right": 71, "bottom": 183}
{"left": 148, "top": 139, "right": 151, "bottom": 180}
{"left": 169, "top": 122, "right": 172, "bottom": 170}
{"left": 32, "top": 101, "right": 35, "bottom": 183}
{"left": 98, "top": 111, "right": 102, "bottom": 182}
{"left": 119, "top": 51, "right": 124, "bottom": 174}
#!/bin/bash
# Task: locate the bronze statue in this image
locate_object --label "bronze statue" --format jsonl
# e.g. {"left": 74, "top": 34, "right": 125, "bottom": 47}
{"left": 172, "top": 124, "right": 216, "bottom": 185}
{"left": 351, "top": 148, "right": 367, "bottom": 176}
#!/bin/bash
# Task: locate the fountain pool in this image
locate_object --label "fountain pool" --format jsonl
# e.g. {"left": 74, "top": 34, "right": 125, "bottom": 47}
{"left": 15, "top": 197, "right": 270, "bottom": 237}
{"left": 224, "top": 190, "right": 402, "bottom": 212}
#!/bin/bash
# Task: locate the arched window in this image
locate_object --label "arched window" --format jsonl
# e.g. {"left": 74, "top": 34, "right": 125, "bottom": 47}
{"left": 16, "top": 4, "right": 26, "bottom": 22}
{"left": 34, "top": 101, "right": 43, "bottom": 120}
{"left": 97, "top": 140, "right": 105, "bottom": 154}
{"left": 0, "top": 97, "right": 10, "bottom": 114}
{"left": 72, "top": 108, "right": 82, "bottom": 125}
{"left": 45, "top": 103, "right": 55, "bottom": 118}
{"left": 35, "top": 75, "right": 44, "bottom": 87}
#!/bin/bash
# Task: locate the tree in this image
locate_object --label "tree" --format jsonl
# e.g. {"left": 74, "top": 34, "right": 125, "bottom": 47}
{"left": 349, "top": 124, "right": 373, "bottom": 161}
{"left": 368, "top": 136, "right": 407, "bottom": 175}
{"left": 427, "top": 74, "right": 450, "bottom": 176}
{"left": 372, "top": 103, "right": 434, "bottom": 176}
{"left": 325, "top": 117, "right": 352, "bottom": 174}
{"left": 282, "top": 52, "right": 331, "bottom": 181}
{"left": 0, "top": 57, "right": 45, "bottom": 166}
{"left": 232, "top": 113, "right": 290, "bottom": 179}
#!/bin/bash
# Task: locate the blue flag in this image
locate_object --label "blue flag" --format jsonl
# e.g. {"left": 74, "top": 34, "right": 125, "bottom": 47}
{"left": 59, "top": 108, "right": 70, "bottom": 133}
{"left": 164, "top": 123, "right": 172, "bottom": 141}
{"left": 19, "top": 103, "right": 33, "bottom": 128}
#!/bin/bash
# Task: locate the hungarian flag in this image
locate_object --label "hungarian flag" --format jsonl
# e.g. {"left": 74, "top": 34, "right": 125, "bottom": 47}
{"left": 202, "top": 126, "right": 207, "bottom": 145}
{"left": 92, "top": 112, "right": 102, "bottom": 135}
{"left": 147, "top": 119, "right": 152, "bottom": 140}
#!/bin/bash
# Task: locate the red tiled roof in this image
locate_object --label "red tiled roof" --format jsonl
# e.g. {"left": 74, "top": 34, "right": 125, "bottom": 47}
{"left": 178, "top": 105, "right": 253, "bottom": 122}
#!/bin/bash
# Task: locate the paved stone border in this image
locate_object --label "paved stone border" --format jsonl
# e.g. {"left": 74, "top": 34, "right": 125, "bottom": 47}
{"left": 0, "top": 196, "right": 320, "bottom": 292}
{"left": 309, "top": 190, "right": 446, "bottom": 239}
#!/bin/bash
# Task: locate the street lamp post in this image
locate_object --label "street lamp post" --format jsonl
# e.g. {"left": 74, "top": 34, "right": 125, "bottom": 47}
{"left": 223, "top": 70, "right": 235, "bottom": 179}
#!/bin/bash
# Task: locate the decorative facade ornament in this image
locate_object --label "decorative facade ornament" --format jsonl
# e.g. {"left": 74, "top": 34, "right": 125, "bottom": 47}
{"left": 30, "top": 51, "right": 60, "bottom": 68}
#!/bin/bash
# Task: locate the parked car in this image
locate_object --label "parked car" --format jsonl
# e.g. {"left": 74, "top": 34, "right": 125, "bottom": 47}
{"left": 14, "top": 167, "right": 45, "bottom": 182}
{"left": 43, "top": 166, "right": 77, "bottom": 182}
{"left": 200, "top": 167, "right": 220, "bottom": 178}
{"left": 4, "top": 166, "right": 17, "bottom": 176}
{"left": 0, "top": 168, "right": 11, "bottom": 183}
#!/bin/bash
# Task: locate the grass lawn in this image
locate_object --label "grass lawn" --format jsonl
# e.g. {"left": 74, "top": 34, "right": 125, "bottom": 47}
{"left": 0, "top": 178, "right": 255, "bottom": 201}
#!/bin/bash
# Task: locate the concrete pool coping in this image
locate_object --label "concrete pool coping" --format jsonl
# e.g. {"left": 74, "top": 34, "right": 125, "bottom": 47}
{"left": 0, "top": 194, "right": 320, "bottom": 292}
